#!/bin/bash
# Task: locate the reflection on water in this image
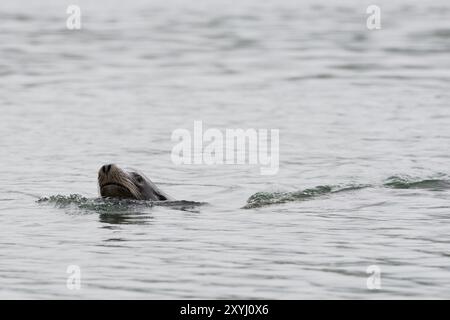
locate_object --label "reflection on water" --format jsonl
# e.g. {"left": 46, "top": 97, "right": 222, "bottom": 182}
{"left": 99, "top": 212, "right": 154, "bottom": 225}
{"left": 1, "top": 0, "right": 450, "bottom": 299}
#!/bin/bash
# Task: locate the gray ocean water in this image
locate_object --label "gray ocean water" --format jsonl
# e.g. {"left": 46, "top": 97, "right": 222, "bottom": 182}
{"left": 1, "top": 0, "right": 450, "bottom": 299}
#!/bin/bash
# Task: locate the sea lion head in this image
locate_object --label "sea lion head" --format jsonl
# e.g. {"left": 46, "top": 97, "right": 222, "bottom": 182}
{"left": 98, "top": 164, "right": 172, "bottom": 201}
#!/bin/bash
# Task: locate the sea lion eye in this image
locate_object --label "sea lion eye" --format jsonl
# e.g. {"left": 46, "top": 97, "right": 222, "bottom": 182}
{"left": 135, "top": 175, "right": 143, "bottom": 183}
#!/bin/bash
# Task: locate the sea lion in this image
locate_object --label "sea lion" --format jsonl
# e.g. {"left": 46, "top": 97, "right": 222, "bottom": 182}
{"left": 98, "top": 164, "right": 174, "bottom": 201}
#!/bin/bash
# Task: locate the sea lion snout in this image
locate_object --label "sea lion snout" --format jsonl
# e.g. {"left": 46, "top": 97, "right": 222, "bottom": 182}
{"left": 100, "top": 164, "right": 113, "bottom": 175}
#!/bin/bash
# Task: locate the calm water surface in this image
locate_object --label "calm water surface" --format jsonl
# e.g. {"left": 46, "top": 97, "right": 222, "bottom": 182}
{"left": 1, "top": 0, "right": 450, "bottom": 299}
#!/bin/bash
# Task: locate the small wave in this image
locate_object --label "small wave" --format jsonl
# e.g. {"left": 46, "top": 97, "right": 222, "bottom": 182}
{"left": 244, "top": 175, "right": 450, "bottom": 209}
{"left": 243, "top": 184, "right": 369, "bottom": 209}
{"left": 37, "top": 194, "right": 206, "bottom": 213}
{"left": 383, "top": 175, "right": 450, "bottom": 191}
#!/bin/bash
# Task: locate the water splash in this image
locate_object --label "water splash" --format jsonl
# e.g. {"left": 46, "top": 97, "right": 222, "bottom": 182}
{"left": 37, "top": 194, "right": 206, "bottom": 213}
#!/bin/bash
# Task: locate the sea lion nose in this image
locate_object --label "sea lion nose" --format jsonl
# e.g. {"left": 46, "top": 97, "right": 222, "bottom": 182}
{"left": 101, "top": 164, "right": 112, "bottom": 175}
